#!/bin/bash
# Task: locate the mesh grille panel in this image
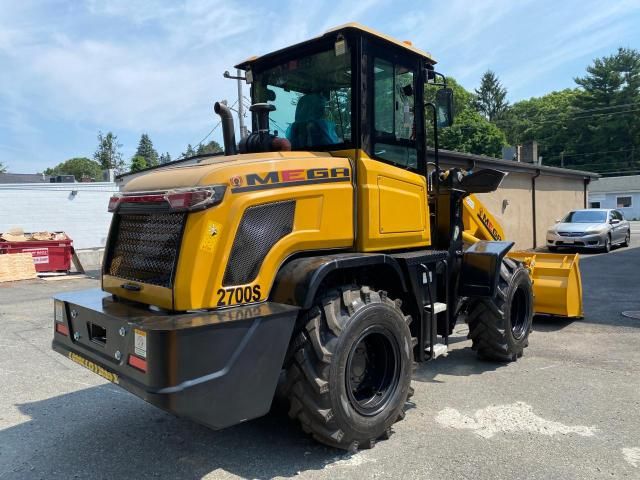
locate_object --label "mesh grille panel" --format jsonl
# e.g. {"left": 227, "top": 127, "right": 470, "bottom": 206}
{"left": 107, "top": 213, "right": 185, "bottom": 288}
{"left": 223, "top": 200, "right": 295, "bottom": 286}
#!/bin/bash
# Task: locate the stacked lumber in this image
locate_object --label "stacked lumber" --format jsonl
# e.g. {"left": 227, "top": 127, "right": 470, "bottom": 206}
{"left": 0, "top": 253, "right": 37, "bottom": 283}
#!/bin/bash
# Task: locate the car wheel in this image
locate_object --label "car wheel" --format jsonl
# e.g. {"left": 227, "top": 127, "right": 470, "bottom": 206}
{"left": 622, "top": 231, "right": 630, "bottom": 247}
{"left": 602, "top": 235, "right": 611, "bottom": 253}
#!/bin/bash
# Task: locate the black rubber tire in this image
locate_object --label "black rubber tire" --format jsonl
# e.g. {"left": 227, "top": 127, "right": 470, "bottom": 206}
{"left": 466, "top": 258, "right": 534, "bottom": 362}
{"left": 602, "top": 235, "right": 611, "bottom": 253}
{"left": 622, "top": 231, "right": 630, "bottom": 247}
{"left": 284, "top": 286, "right": 414, "bottom": 451}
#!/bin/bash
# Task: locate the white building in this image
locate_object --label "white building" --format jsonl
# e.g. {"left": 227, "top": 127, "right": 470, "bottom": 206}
{"left": 589, "top": 175, "right": 640, "bottom": 221}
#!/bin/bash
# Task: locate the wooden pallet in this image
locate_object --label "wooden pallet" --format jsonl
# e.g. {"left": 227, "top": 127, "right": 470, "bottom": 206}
{"left": 0, "top": 253, "right": 38, "bottom": 283}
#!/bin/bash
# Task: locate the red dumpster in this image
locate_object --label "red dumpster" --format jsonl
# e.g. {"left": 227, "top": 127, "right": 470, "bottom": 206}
{"left": 0, "top": 232, "right": 73, "bottom": 272}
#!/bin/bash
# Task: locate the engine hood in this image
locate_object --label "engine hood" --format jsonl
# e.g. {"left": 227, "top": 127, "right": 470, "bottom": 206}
{"left": 123, "top": 151, "right": 336, "bottom": 192}
{"left": 555, "top": 222, "right": 606, "bottom": 232}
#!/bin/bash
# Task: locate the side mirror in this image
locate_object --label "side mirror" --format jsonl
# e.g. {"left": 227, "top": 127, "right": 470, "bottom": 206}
{"left": 435, "top": 88, "right": 454, "bottom": 128}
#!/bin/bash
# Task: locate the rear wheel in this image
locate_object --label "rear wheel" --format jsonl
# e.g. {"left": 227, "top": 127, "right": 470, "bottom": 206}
{"left": 284, "top": 286, "right": 414, "bottom": 451}
{"left": 465, "top": 258, "right": 534, "bottom": 361}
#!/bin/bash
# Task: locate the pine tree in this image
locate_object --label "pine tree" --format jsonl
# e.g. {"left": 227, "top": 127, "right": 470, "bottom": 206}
{"left": 159, "top": 152, "right": 172, "bottom": 164}
{"left": 572, "top": 48, "right": 640, "bottom": 172}
{"left": 474, "top": 70, "right": 509, "bottom": 122}
{"left": 0, "top": 161, "right": 6, "bottom": 173}
{"left": 196, "top": 140, "right": 223, "bottom": 155}
{"left": 134, "top": 133, "right": 159, "bottom": 167}
{"left": 94, "top": 131, "right": 125, "bottom": 174}
{"left": 184, "top": 144, "right": 196, "bottom": 157}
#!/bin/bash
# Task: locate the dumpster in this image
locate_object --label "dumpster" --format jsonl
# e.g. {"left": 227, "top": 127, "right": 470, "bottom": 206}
{"left": 0, "top": 231, "right": 73, "bottom": 273}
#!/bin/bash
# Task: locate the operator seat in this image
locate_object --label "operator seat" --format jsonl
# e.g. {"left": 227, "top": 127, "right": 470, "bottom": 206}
{"left": 287, "top": 94, "right": 340, "bottom": 148}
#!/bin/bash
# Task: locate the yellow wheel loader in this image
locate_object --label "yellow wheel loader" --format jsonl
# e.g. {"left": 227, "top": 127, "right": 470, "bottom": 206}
{"left": 52, "top": 23, "right": 583, "bottom": 451}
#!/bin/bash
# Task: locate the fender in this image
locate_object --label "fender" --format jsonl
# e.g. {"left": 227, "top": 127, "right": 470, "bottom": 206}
{"left": 270, "top": 253, "right": 408, "bottom": 308}
{"left": 459, "top": 241, "right": 514, "bottom": 297}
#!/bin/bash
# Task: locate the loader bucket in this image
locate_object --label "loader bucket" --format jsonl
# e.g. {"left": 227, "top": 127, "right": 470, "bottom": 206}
{"left": 508, "top": 251, "right": 583, "bottom": 318}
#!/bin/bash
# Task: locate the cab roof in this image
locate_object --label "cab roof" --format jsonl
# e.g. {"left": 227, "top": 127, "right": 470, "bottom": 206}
{"left": 235, "top": 22, "right": 436, "bottom": 70}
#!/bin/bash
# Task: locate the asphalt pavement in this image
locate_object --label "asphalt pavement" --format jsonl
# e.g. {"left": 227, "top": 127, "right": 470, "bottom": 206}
{"left": 1, "top": 237, "right": 639, "bottom": 479}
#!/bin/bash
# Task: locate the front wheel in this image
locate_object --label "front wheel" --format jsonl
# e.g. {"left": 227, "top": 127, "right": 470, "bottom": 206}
{"left": 602, "top": 235, "right": 611, "bottom": 253}
{"left": 284, "top": 286, "right": 414, "bottom": 451}
{"left": 465, "top": 258, "right": 534, "bottom": 361}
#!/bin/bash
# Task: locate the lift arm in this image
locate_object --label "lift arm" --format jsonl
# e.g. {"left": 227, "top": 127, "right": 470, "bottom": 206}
{"left": 461, "top": 194, "right": 584, "bottom": 318}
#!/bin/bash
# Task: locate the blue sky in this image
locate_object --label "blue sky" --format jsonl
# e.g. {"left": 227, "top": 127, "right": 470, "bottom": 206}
{"left": 1, "top": 0, "right": 639, "bottom": 173}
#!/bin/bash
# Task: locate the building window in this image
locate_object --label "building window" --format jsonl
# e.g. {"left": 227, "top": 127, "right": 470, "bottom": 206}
{"left": 589, "top": 201, "right": 600, "bottom": 208}
{"left": 617, "top": 196, "right": 632, "bottom": 208}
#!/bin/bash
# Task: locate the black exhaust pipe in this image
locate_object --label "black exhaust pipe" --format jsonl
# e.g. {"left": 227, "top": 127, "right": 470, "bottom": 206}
{"left": 214, "top": 101, "right": 237, "bottom": 156}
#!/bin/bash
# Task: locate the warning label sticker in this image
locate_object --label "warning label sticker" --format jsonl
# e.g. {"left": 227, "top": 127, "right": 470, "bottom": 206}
{"left": 134, "top": 329, "right": 147, "bottom": 358}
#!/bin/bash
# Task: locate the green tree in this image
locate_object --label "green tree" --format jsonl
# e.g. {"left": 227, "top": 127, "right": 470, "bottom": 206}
{"left": 129, "top": 155, "right": 148, "bottom": 173}
{"left": 498, "top": 89, "right": 579, "bottom": 166}
{"left": 570, "top": 47, "right": 640, "bottom": 173}
{"left": 0, "top": 161, "right": 6, "bottom": 173}
{"left": 94, "top": 131, "right": 125, "bottom": 174}
{"left": 196, "top": 140, "right": 223, "bottom": 155}
{"left": 474, "top": 70, "right": 509, "bottom": 122}
{"left": 159, "top": 152, "right": 172, "bottom": 164}
{"left": 134, "top": 133, "right": 159, "bottom": 167}
{"left": 425, "top": 77, "right": 506, "bottom": 157}
{"left": 44, "top": 157, "right": 103, "bottom": 182}
{"left": 439, "top": 109, "right": 507, "bottom": 158}
{"left": 183, "top": 144, "right": 196, "bottom": 157}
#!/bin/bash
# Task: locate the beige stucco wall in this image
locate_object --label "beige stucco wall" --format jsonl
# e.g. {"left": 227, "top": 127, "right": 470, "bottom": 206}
{"left": 474, "top": 172, "right": 585, "bottom": 250}
{"left": 475, "top": 172, "right": 533, "bottom": 249}
{"left": 534, "top": 176, "right": 585, "bottom": 247}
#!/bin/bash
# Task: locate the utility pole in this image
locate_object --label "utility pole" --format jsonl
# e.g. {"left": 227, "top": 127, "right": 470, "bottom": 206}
{"left": 560, "top": 151, "right": 564, "bottom": 168}
{"left": 236, "top": 69, "right": 248, "bottom": 140}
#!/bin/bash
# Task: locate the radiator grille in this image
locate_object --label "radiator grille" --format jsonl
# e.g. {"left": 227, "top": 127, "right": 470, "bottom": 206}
{"left": 223, "top": 201, "right": 295, "bottom": 286}
{"left": 107, "top": 213, "right": 185, "bottom": 288}
{"left": 558, "top": 231, "right": 585, "bottom": 237}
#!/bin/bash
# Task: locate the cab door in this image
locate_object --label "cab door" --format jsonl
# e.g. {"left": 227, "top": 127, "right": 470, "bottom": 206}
{"left": 355, "top": 43, "right": 430, "bottom": 252}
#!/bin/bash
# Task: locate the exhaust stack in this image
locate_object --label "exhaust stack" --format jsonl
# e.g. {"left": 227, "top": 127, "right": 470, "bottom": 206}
{"left": 214, "top": 101, "right": 238, "bottom": 156}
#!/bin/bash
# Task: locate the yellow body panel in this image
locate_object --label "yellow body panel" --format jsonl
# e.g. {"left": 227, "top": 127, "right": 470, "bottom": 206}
{"left": 106, "top": 152, "right": 354, "bottom": 310}
{"left": 356, "top": 154, "right": 430, "bottom": 251}
{"left": 461, "top": 192, "right": 584, "bottom": 318}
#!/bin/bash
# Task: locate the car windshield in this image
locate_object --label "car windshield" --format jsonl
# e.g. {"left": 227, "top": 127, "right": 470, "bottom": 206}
{"left": 252, "top": 45, "right": 352, "bottom": 150}
{"left": 563, "top": 210, "right": 607, "bottom": 223}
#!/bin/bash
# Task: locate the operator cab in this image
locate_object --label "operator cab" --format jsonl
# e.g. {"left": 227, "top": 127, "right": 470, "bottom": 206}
{"left": 233, "top": 23, "right": 451, "bottom": 173}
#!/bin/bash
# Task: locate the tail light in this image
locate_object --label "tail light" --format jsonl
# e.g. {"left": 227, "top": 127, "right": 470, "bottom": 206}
{"left": 108, "top": 186, "right": 226, "bottom": 212}
{"left": 128, "top": 354, "right": 147, "bottom": 372}
{"left": 54, "top": 300, "right": 69, "bottom": 335}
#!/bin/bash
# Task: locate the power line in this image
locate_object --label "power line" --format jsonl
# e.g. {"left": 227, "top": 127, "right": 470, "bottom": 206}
{"left": 496, "top": 106, "right": 640, "bottom": 128}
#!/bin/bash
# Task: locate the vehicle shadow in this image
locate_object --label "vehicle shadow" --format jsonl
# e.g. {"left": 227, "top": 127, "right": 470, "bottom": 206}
{"left": 0, "top": 386, "right": 355, "bottom": 480}
{"left": 413, "top": 341, "right": 506, "bottom": 384}
{"left": 532, "top": 314, "right": 574, "bottom": 332}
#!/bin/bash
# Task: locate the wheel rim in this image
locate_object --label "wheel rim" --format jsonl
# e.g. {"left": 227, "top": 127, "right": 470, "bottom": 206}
{"left": 510, "top": 286, "right": 530, "bottom": 339}
{"left": 346, "top": 326, "right": 401, "bottom": 416}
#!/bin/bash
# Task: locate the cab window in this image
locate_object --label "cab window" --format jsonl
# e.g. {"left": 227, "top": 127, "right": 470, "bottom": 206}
{"left": 373, "top": 57, "right": 417, "bottom": 169}
{"left": 252, "top": 45, "right": 352, "bottom": 150}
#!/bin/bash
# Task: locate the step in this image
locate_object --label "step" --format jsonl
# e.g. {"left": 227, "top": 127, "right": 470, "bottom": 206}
{"left": 425, "top": 302, "right": 447, "bottom": 314}
{"left": 429, "top": 343, "right": 448, "bottom": 359}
